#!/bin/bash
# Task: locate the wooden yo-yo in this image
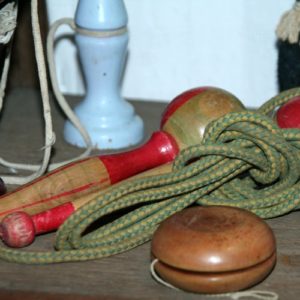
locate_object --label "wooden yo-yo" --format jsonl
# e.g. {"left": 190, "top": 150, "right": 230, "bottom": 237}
{"left": 151, "top": 206, "right": 276, "bottom": 294}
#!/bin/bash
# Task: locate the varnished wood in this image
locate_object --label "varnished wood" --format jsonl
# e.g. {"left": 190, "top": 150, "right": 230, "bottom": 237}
{"left": 152, "top": 206, "right": 276, "bottom": 272}
{"left": 0, "top": 89, "right": 298, "bottom": 299}
{"left": 74, "top": 163, "right": 173, "bottom": 210}
{"left": 154, "top": 253, "right": 276, "bottom": 294}
{"left": 151, "top": 206, "right": 276, "bottom": 293}
{"left": 161, "top": 88, "right": 245, "bottom": 149}
{"left": 0, "top": 108, "right": 176, "bottom": 222}
{"left": 0, "top": 157, "right": 110, "bottom": 220}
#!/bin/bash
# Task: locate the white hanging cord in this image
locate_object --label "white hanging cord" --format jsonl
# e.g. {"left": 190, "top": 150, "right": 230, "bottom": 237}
{"left": 0, "top": 0, "right": 96, "bottom": 182}
{"left": 0, "top": 2, "right": 36, "bottom": 175}
{"left": 44, "top": 17, "right": 127, "bottom": 169}
{"left": 150, "top": 259, "right": 279, "bottom": 300}
{"left": 0, "top": 10, "right": 129, "bottom": 177}
{"left": 0, "top": 0, "right": 54, "bottom": 185}
{"left": 46, "top": 17, "right": 93, "bottom": 170}
{"left": 0, "top": 0, "right": 54, "bottom": 184}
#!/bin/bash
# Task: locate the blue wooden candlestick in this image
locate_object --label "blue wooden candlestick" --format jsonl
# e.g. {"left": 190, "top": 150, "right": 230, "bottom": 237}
{"left": 64, "top": 0, "right": 144, "bottom": 149}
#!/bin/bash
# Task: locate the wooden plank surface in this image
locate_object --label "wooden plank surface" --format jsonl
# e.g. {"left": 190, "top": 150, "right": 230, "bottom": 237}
{"left": 0, "top": 88, "right": 299, "bottom": 299}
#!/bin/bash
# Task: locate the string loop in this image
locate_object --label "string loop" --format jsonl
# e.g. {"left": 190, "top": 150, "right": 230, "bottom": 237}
{"left": 150, "top": 259, "right": 279, "bottom": 300}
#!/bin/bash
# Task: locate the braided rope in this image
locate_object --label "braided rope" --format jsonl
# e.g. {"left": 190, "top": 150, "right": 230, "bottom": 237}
{"left": 1, "top": 88, "right": 300, "bottom": 264}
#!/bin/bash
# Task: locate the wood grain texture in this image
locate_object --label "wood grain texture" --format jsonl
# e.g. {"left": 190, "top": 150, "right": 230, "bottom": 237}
{"left": 0, "top": 157, "right": 110, "bottom": 220}
{"left": 151, "top": 206, "right": 276, "bottom": 272}
{"left": 161, "top": 88, "right": 245, "bottom": 149}
{"left": 0, "top": 89, "right": 298, "bottom": 299}
{"left": 151, "top": 206, "right": 276, "bottom": 293}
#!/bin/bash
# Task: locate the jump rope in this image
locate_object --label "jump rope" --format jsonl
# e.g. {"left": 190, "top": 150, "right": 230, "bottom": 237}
{"left": 0, "top": 86, "right": 299, "bottom": 264}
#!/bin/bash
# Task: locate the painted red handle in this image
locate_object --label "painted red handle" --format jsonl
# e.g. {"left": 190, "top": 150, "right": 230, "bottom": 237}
{"left": 0, "top": 162, "right": 174, "bottom": 248}
{"left": 0, "top": 131, "right": 179, "bottom": 220}
{"left": 100, "top": 131, "right": 179, "bottom": 183}
{"left": 0, "top": 132, "right": 179, "bottom": 248}
{"left": 0, "top": 203, "right": 75, "bottom": 248}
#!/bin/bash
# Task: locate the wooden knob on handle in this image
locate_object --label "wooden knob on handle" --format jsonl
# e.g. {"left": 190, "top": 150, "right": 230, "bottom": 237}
{"left": 0, "top": 212, "right": 35, "bottom": 248}
{"left": 161, "top": 87, "right": 245, "bottom": 149}
{"left": 0, "top": 202, "right": 76, "bottom": 247}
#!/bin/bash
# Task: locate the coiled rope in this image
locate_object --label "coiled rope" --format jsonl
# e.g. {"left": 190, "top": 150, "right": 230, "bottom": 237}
{"left": 0, "top": 88, "right": 300, "bottom": 264}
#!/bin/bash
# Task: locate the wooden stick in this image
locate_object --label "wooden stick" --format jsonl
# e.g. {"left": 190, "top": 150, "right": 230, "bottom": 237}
{"left": 0, "top": 132, "right": 178, "bottom": 220}
{"left": 0, "top": 163, "right": 173, "bottom": 247}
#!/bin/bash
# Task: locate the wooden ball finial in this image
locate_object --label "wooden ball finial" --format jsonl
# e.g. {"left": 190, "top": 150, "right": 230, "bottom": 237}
{"left": 0, "top": 212, "right": 35, "bottom": 248}
{"left": 276, "top": 96, "right": 300, "bottom": 128}
{"left": 161, "top": 87, "right": 245, "bottom": 149}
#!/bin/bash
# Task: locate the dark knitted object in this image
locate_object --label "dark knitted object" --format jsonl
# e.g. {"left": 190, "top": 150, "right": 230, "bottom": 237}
{"left": 277, "top": 0, "right": 300, "bottom": 92}
{"left": 278, "top": 39, "right": 300, "bottom": 91}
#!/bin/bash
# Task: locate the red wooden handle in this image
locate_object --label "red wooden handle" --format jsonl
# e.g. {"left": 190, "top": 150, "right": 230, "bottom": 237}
{"left": 0, "top": 203, "right": 75, "bottom": 248}
{"left": 0, "top": 164, "right": 174, "bottom": 248}
{"left": 0, "top": 131, "right": 178, "bottom": 220}
{"left": 0, "top": 87, "right": 243, "bottom": 220}
{"left": 100, "top": 131, "right": 178, "bottom": 183}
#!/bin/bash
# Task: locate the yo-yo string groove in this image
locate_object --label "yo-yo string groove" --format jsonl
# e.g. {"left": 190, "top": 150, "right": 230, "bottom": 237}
{"left": 149, "top": 259, "right": 279, "bottom": 300}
